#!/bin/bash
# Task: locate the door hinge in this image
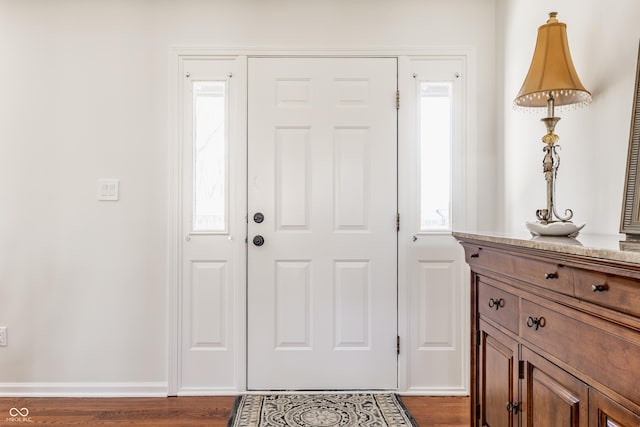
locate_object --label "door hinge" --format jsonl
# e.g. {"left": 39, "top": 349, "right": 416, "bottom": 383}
{"left": 518, "top": 360, "right": 525, "bottom": 379}
{"left": 396, "top": 336, "right": 400, "bottom": 355}
{"left": 396, "top": 213, "right": 400, "bottom": 232}
{"left": 396, "top": 90, "right": 400, "bottom": 109}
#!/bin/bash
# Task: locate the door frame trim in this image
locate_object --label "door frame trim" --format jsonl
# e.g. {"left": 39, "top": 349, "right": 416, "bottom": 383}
{"left": 168, "top": 47, "right": 477, "bottom": 396}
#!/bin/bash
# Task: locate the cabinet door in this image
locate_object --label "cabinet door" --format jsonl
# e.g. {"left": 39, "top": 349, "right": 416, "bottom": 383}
{"left": 522, "top": 347, "right": 588, "bottom": 427}
{"left": 589, "top": 390, "right": 640, "bottom": 427}
{"left": 479, "top": 320, "right": 519, "bottom": 427}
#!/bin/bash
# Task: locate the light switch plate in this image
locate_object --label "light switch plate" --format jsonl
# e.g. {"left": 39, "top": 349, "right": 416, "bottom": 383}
{"left": 97, "top": 179, "right": 119, "bottom": 201}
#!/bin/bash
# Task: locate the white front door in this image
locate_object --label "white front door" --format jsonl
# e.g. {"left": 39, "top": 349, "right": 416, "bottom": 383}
{"left": 247, "top": 57, "right": 398, "bottom": 390}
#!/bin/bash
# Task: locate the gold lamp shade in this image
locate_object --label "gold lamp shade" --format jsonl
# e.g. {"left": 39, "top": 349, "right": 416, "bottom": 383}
{"left": 514, "top": 12, "right": 592, "bottom": 109}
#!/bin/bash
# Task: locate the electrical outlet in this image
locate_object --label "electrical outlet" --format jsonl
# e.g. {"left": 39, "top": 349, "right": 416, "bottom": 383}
{"left": 0, "top": 327, "right": 7, "bottom": 346}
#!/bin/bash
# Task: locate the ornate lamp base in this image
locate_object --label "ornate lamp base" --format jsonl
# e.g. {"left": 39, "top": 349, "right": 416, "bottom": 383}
{"left": 525, "top": 94, "right": 586, "bottom": 239}
{"left": 526, "top": 221, "right": 585, "bottom": 237}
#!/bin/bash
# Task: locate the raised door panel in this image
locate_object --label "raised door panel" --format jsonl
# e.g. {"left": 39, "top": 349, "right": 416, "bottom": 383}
{"left": 522, "top": 347, "right": 588, "bottom": 427}
{"left": 589, "top": 390, "right": 640, "bottom": 427}
{"left": 478, "top": 320, "right": 519, "bottom": 427}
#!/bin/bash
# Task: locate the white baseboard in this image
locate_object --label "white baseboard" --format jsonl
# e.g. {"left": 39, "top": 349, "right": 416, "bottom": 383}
{"left": 0, "top": 382, "right": 168, "bottom": 397}
{"left": 0, "top": 382, "right": 467, "bottom": 397}
{"left": 177, "top": 387, "right": 239, "bottom": 396}
{"left": 400, "top": 386, "right": 469, "bottom": 396}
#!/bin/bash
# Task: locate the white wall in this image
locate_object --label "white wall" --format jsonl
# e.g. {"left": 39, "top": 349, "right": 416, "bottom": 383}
{"left": 0, "top": 0, "right": 496, "bottom": 394}
{"left": 0, "top": 1, "right": 168, "bottom": 392}
{"left": 497, "top": 0, "right": 640, "bottom": 234}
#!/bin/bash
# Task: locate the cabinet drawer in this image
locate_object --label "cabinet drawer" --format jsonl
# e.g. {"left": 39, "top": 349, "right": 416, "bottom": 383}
{"left": 478, "top": 281, "right": 519, "bottom": 334}
{"left": 465, "top": 246, "right": 514, "bottom": 275}
{"left": 573, "top": 268, "right": 640, "bottom": 318}
{"left": 512, "top": 257, "right": 573, "bottom": 294}
{"left": 521, "top": 299, "right": 640, "bottom": 406}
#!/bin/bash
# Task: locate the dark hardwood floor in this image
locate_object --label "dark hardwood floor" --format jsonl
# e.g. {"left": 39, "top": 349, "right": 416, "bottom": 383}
{"left": 401, "top": 396, "right": 470, "bottom": 426}
{"left": 0, "top": 395, "right": 469, "bottom": 426}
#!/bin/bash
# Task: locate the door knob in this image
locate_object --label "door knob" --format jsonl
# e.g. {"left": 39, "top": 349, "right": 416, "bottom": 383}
{"left": 253, "top": 235, "right": 265, "bottom": 246}
{"left": 253, "top": 212, "right": 264, "bottom": 223}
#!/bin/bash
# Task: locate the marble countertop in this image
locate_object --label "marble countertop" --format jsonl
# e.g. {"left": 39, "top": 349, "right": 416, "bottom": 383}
{"left": 452, "top": 230, "right": 640, "bottom": 265}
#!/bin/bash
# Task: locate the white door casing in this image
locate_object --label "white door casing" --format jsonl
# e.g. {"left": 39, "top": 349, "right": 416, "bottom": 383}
{"left": 247, "top": 57, "right": 398, "bottom": 390}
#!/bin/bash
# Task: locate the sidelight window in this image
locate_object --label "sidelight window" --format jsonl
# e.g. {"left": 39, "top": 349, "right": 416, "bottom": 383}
{"left": 419, "top": 82, "right": 453, "bottom": 232}
{"left": 192, "top": 81, "right": 227, "bottom": 232}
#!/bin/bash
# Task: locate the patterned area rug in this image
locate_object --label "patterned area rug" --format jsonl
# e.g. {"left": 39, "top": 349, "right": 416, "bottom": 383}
{"left": 227, "top": 393, "right": 417, "bottom": 427}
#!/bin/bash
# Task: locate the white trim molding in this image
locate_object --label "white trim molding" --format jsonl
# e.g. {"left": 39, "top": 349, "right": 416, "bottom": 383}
{"left": 399, "top": 386, "right": 469, "bottom": 397}
{"left": 177, "top": 387, "right": 240, "bottom": 397}
{"left": 0, "top": 382, "right": 168, "bottom": 398}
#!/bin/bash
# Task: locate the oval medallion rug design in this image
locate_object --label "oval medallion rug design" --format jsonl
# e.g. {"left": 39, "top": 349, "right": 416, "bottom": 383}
{"left": 227, "top": 393, "right": 417, "bottom": 427}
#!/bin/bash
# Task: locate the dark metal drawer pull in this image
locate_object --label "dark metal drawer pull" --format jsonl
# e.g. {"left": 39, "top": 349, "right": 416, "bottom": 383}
{"left": 506, "top": 401, "right": 520, "bottom": 414}
{"left": 488, "top": 298, "right": 506, "bottom": 310}
{"left": 592, "top": 284, "right": 608, "bottom": 292}
{"left": 544, "top": 272, "right": 558, "bottom": 279}
{"left": 470, "top": 253, "right": 479, "bottom": 258}
{"left": 526, "top": 316, "right": 546, "bottom": 330}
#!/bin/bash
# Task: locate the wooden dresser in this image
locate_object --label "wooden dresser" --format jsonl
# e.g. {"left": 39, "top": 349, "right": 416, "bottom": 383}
{"left": 455, "top": 232, "right": 640, "bottom": 427}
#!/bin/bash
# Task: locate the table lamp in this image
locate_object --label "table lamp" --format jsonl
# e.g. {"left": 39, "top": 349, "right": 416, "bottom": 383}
{"left": 514, "top": 12, "right": 592, "bottom": 236}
